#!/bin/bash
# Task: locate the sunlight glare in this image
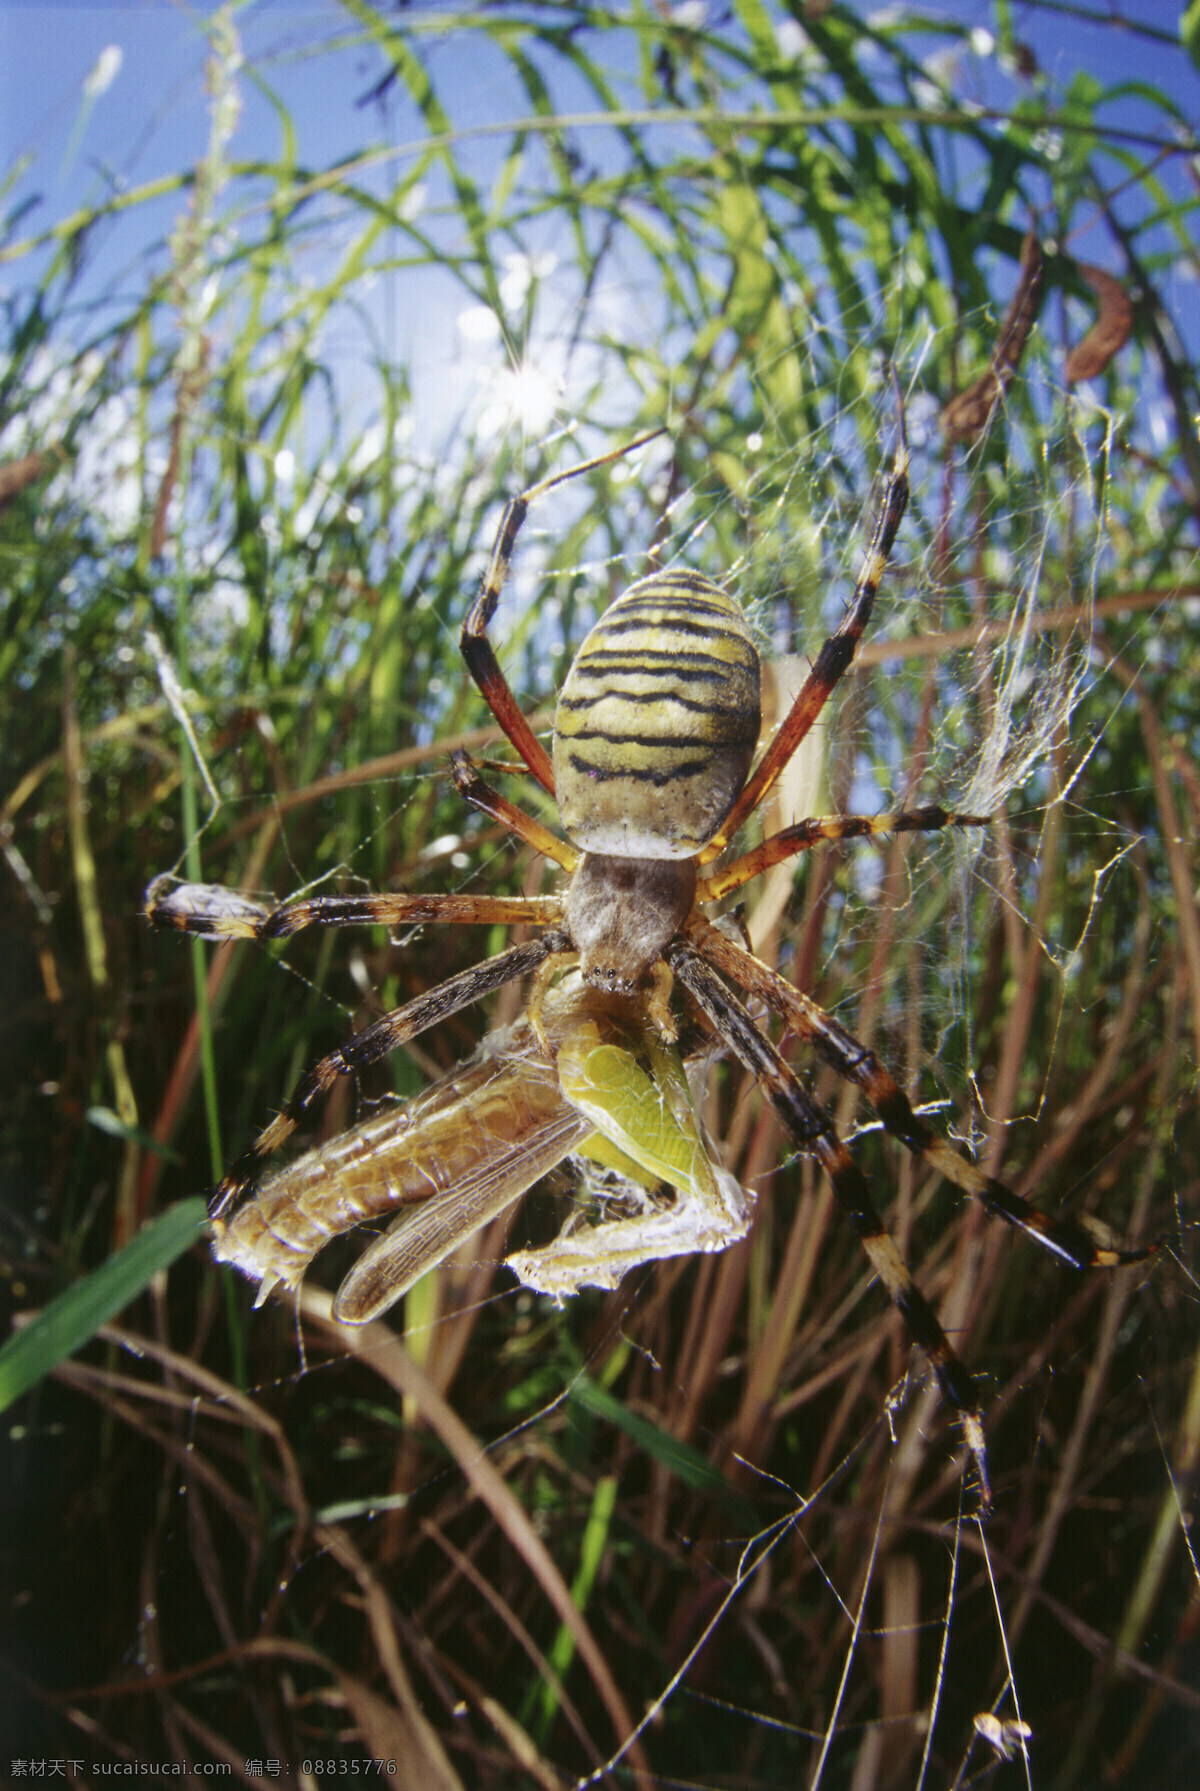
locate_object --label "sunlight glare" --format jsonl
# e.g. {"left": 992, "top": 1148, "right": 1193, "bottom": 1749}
{"left": 477, "top": 355, "right": 563, "bottom": 439}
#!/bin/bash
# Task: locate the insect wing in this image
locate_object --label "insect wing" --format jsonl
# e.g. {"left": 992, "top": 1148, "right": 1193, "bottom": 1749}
{"left": 210, "top": 1017, "right": 593, "bottom": 1320}
{"left": 332, "top": 1097, "right": 593, "bottom": 1323}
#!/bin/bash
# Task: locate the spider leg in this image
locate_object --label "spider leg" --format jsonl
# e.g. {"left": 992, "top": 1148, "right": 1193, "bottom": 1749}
{"left": 145, "top": 876, "right": 276, "bottom": 938}
{"left": 942, "top": 230, "right": 1043, "bottom": 443}
{"left": 145, "top": 877, "right": 566, "bottom": 941}
{"left": 145, "top": 747, "right": 578, "bottom": 944}
{"left": 691, "top": 921, "right": 1152, "bottom": 1270}
{"left": 451, "top": 750, "right": 579, "bottom": 870}
{"left": 460, "top": 430, "right": 664, "bottom": 797}
{"left": 667, "top": 938, "right": 992, "bottom": 1509}
{"left": 700, "top": 401, "right": 910, "bottom": 863}
{"left": 697, "top": 804, "right": 990, "bottom": 903}
{"left": 210, "top": 931, "right": 569, "bottom": 1223}
{"left": 460, "top": 486, "right": 558, "bottom": 796}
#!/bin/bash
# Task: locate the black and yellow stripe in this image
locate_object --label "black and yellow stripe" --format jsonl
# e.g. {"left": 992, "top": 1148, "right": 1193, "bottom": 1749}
{"left": 553, "top": 568, "right": 761, "bottom": 859}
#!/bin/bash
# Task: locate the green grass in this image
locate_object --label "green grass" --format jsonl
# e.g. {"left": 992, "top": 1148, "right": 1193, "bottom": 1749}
{"left": 2, "top": 3, "right": 1197, "bottom": 1783}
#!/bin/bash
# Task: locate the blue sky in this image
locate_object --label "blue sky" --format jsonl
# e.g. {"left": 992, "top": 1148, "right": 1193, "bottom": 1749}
{"left": 5, "top": 5, "right": 1194, "bottom": 270}
{"left": 2, "top": 2, "right": 1196, "bottom": 450}
{"left": 4, "top": 2, "right": 1192, "bottom": 177}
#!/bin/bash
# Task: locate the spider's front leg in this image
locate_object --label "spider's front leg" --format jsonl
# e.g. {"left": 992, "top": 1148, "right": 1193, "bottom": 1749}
{"left": 459, "top": 430, "right": 665, "bottom": 797}
{"left": 668, "top": 940, "right": 993, "bottom": 1509}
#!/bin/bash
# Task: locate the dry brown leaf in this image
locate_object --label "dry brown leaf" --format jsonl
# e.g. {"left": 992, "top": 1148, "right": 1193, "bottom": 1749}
{"left": 941, "top": 231, "right": 1044, "bottom": 442}
{"left": 333, "top": 1668, "right": 464, "bottom": 1791}
{"left": 1066, "top": 262, "right": 1134, "bottom": 382}
{"left": 0, "top": 448, "right": 60, "bottom": 511}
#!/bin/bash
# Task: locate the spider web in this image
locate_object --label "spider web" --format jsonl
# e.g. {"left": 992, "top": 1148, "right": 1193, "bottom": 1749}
{"left": 137, "top": 284, "right": 1190, "bottom": 1790}
{"left": 7, "top": 2, "right": 1198, "bottom": 1777}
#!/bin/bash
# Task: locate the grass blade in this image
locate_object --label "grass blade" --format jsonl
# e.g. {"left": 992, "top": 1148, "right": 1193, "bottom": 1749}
{"left": 0, "top": 1198, "right": 207, "bottom": 1412}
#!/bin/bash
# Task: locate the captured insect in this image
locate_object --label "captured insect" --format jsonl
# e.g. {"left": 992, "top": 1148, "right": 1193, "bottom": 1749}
{"left": 144, "top": 950, "right": 748, "bottom": 1323}
{"left": 148, "top": 401, "right": 1150, "bottom": 1506}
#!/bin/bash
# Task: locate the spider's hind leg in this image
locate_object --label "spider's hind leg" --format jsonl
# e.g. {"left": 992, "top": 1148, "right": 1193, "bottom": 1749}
{"left": 693, "top": 922, "right": 1152, "bottom": 1272}
{"left": 699, "top": 393, "right": 911, "bottom": 864}
{"left": 668, "top": 941, "right": 993, "bottom": 1510}
{"left": 450, "top": 750, "right": 579, "bottom": 871}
